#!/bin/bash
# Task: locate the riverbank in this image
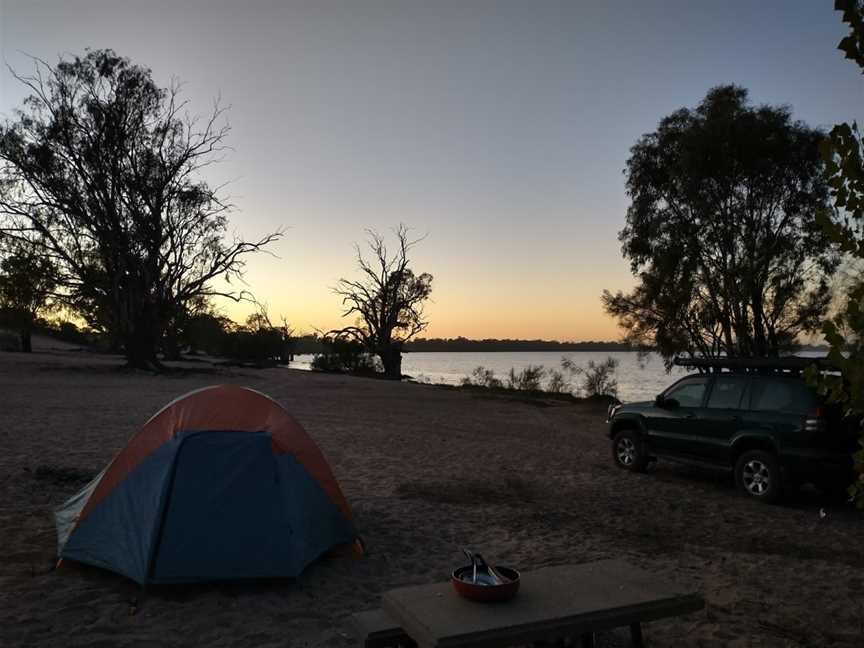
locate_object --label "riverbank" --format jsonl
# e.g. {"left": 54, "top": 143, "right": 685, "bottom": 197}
{"left": 290, "top": 350, "right": 691, "bottom": 402}
{"left": 1, "top": 347, "right": 862, "bottom": 647}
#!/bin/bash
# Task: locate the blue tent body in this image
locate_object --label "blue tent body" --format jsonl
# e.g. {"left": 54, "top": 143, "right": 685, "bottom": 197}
{"left": 55, "top": 386, "right": 360, "bottom": 584}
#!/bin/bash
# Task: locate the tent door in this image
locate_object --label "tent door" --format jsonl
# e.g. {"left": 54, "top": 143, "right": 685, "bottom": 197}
{"left": 150, "top": 431, "right": 294, "bottom": 583}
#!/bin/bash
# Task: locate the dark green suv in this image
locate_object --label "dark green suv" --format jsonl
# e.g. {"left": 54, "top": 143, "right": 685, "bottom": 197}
{"left": 606, "top": 358, "right": 857, "bottom": 503}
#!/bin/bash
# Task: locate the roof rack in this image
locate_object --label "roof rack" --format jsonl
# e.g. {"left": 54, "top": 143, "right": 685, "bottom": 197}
{"left": 673, "top": 356, "right": 839, "bottom": 375}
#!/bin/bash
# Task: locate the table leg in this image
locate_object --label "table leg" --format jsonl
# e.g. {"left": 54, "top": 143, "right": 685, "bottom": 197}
{"left": 630, "top": 622, "right": 644, "bottom": 647}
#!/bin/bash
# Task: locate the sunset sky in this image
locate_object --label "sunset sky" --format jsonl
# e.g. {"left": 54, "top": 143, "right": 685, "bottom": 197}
{"left": 1, "top": 1, "right": 861, "bottom": 340}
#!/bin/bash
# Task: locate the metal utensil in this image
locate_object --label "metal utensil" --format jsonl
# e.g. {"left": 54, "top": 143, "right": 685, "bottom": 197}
{"left": 472, "top": 552, "right": 501, "bottom": 586}
{"left": 462, "top": 548, "right": 477, "bottom": 584}
{"left": 488, "top": 564, "right": 511, "bottom": 584}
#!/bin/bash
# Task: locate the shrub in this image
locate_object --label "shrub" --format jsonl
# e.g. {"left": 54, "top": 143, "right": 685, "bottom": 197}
{"left": 461, "top": 366, "right": 503, "bottom": 389}
{"left": 56, "top": 321, "right": 87, "bottom": 344}
{"left": 221, "top": 328, "right": 290, "bottom": 365}
{"left": 545, "top": 368, "right": 571, "bottom": 394}
{"left": 40, "top": 320, "right": 94, "bottom": 346}
{"left": 311, "top": 336, "right": 379, "bottom": 374}
{"left": 216, "top": 312, "right": 294, "bottom": 365}
{"left": 462, "top": 364, "right": 573, "bottom": 394}
{"left": 505, "top": 365, "right": 546, "bottom": 392}
{"left": 183, "top": 313, "right": 232, "bottom": 355}
{"left": 562, "top": 356, "right": 619, "bottom": 398}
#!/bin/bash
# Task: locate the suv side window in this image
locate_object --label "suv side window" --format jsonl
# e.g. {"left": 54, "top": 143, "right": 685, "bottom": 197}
{"left": 665, "top": 378, "right": 708, "bottom": 408}
{"left": 706, "top": 376, "right": 748, "bottom": 409}
{"left": 748, "top": 378, "right": 818, "bottom": 415}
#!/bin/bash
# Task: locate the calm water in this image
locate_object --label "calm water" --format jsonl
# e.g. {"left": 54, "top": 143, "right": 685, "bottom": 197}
{"left": 290, "top": 351, "right": 691, "bottom": 402}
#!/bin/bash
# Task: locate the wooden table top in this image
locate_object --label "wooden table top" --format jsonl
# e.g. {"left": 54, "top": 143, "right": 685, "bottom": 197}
{"left": 381, "top": 559, "right": 704, "bottom": 648}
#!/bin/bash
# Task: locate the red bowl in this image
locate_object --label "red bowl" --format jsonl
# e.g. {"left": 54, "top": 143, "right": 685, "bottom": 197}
{"left": 451, "top": 565, "right": 520, "bottom": 602}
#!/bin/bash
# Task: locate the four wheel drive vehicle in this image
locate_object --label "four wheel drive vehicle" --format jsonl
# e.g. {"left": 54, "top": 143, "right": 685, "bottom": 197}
{"left": 606, "top": 357, "right": 858, "bottom": 504}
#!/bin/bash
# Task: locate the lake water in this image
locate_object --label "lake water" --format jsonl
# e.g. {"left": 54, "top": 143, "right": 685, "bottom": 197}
{"left": 290, "top": 351, "right": 691, "bottom": 402}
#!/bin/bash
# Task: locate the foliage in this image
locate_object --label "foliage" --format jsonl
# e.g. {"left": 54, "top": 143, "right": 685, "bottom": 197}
{"left": 603, "top": 85, "right": 838, "bottom": 369}
{"left": 457, "top": 359, "right": 616, "bottom": 398}
{"left": 53, "top": 320, "right": 91, "bottom": 345}
{"left": 31, "top": 319, "right": 98, "bottom": 346}
{"left": 135, "top": 303, "right": 294, "bottom": 366}
{"left": 181, "top": 311, "right": 235, "bottom": 356}
{"left": 562, "top": 356, "right": 619, "bottom": 398}
{"left": 310, "top": 335, "right": 379, "bottom": 374}
{"left": 460, "top": 365, "right": 546, "bottom": 392}
{"left": 0, "top": 49, "right": 279, "bottom": 369}
{"left": 505, "top": 365, "right": 546, "bottom": 392}
{"left": 331, "top": 225, "right": 432, "bottom": 379}
{"left": 836, "top": 0, "right": 864, "bottom": 68}
{"left": 291, "top": 334, "right": 327, "bottom": 354}
{"left": 545, "top": 368, "right": 571, "bottom": 394}
{"left": 219, "top": 312, "right": 294, "bottom": 365}
{"left": 220, "top": 329, "right": 287, "bottom": 365}
{"left": 806, "top": 0, "right": 864, "bottom": 506}
{"left": 460, "top": 366, "right": 503, "bottom": 389}
{"left": 0, "top": 241, "right": 57, "bottom": 352}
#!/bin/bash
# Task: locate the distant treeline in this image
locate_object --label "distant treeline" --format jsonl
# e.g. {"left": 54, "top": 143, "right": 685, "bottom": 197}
{"left": 404, "top": 338, "right": 634, "bottom": 352}
{"left": 291, "top": 335, "right": 633, "bottom": 354}
{"left": 290, "top": 335, "right": 829, "bottom": 355}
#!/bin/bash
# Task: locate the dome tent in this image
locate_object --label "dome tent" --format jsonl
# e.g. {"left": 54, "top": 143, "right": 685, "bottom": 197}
{"left": 55, "top": 385, "right": 361, "bottom": 584}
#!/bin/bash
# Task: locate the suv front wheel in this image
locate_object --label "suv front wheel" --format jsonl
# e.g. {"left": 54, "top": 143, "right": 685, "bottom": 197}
{"left": 612, "top": 429, "right": 648, "bottom": 472}
{"left": 734, "top": 450, "right": 782, "bottom": 503}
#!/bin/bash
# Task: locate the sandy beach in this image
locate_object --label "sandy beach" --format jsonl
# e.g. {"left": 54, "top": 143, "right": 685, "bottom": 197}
{"left": 1, "top": 344, "right": 863, "bottom": 647}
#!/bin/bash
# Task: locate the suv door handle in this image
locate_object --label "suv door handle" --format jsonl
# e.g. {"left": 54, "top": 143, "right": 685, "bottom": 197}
{"left": 684, "top": 413, "right": 696, "bottom": 419}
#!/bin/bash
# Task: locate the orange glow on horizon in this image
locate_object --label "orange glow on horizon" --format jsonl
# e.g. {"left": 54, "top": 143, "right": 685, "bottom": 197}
{"left": 216, "top": 279, "right": 632, "bottom": 342}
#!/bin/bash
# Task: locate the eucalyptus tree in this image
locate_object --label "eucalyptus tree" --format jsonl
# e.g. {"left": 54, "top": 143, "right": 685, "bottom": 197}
{"left": 603, "top": 85, "right": 838, "bottom": 368}
{"left": 0, "top": 50, "right": 279, "bottom": 369}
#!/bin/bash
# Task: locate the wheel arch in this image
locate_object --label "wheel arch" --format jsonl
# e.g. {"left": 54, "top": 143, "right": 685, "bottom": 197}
{"left": 609, "top": 416, "right": 645, "bottom": 443}
{"left": 609, "top": 417, "right": 644, "bottom": 440}
{"left": 731, "top": 434, "right": 777, "bottom": 461}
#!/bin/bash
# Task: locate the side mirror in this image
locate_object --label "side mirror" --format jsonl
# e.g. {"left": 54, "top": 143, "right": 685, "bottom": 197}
{"left": 655, "top": 394, "right": 679, "bottom": 409}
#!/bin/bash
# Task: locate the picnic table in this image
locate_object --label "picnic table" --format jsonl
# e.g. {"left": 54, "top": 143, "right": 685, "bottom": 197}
{"left": 352, "top": 559, "right": 704, "bottom": 648}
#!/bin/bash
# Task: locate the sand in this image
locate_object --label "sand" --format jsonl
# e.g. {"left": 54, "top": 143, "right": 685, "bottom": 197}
{"left": 1, "top": 343, "right": 863, "bottom": 647}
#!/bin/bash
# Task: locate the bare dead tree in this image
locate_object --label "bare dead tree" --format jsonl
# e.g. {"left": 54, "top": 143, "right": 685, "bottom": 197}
{"left": 0, "top": 50, "right": 280, "bottom": 369}
{"left": 331, "top": 225, "right": 432, "bottom": 378}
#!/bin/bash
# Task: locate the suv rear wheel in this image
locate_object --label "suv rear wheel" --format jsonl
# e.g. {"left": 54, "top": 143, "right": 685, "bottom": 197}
{"left": 612, "top": 430, "right": 648, "bottom": 472}
{"left": 734, "top": 450, "right": 782, "bottom": 503}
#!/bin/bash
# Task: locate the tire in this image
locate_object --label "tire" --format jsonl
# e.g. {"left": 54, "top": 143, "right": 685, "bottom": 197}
{"left": 734, "top": 450, "right": 782, "bottom": 503}
{"left": 612, "top": 429, "right": 648, "bottom": 472}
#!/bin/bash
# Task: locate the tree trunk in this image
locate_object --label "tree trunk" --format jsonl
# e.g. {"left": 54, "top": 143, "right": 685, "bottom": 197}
{"left": 162, "top": 328, "right": 182, "bottom": 361}
{"left": 124, "top": 310, "right": 163, "bottom": 371}
{"left": 107, "top": 334, "right": 124, "bottom": 354}
{"left": 379, "top": 344, "right": 403, "bottom": 379}
{"left": 19, "top": 328, "right": 32, "bottom": 353}
{"left": 751, "top": 291, "right": 769, "bottom": 356}
{"left": 125, "top": 333, "right": 162, "bottom": 370}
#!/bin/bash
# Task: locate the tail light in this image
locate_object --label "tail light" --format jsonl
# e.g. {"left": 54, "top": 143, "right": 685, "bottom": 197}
{"left": 804, "top": 406, "right": 827, "bottom": 432}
